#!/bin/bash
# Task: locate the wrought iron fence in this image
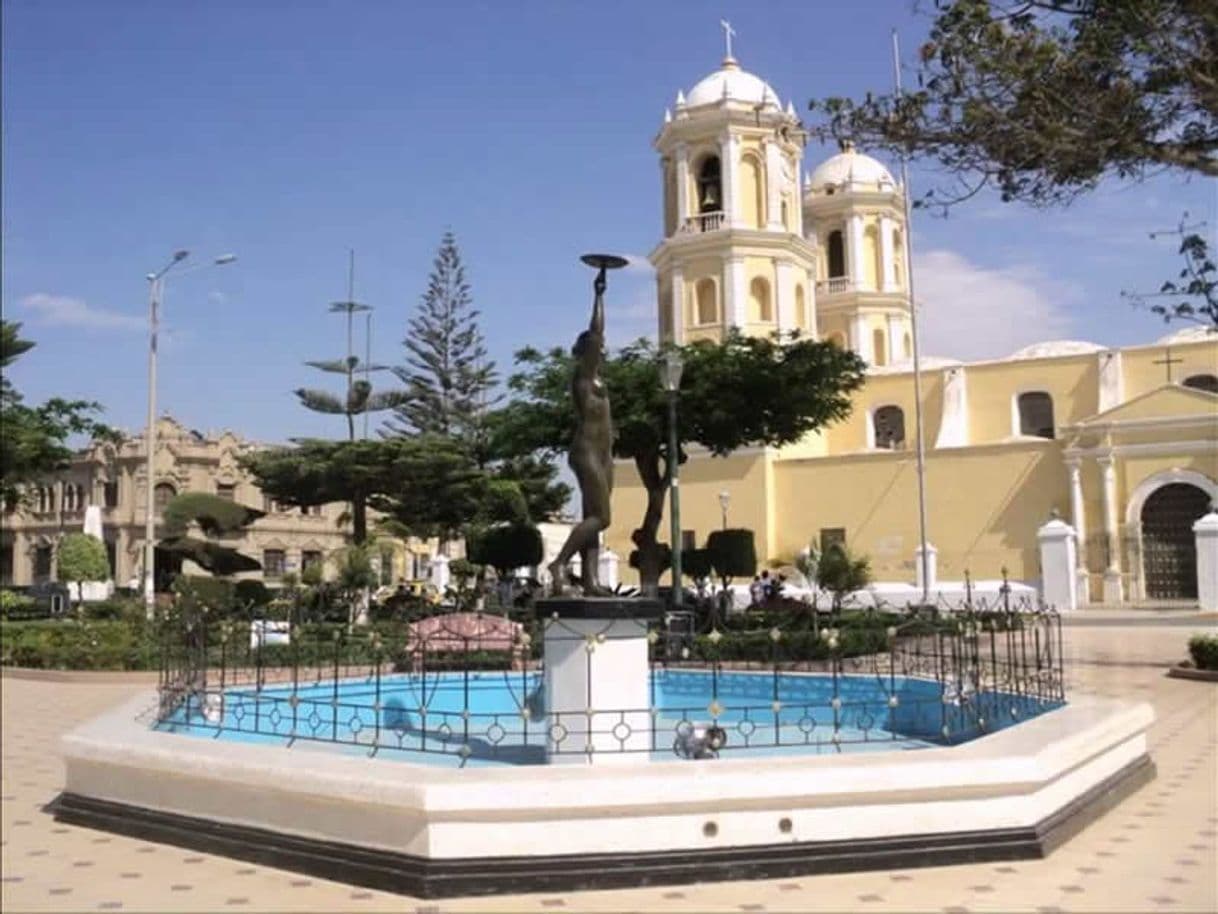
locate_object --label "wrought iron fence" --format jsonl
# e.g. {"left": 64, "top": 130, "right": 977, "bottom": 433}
{"left": 154, "top": 593, "right": 1064, "bottom": 766}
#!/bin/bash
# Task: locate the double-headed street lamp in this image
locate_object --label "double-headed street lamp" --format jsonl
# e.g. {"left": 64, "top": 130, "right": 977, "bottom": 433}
{"left": 661, "top": 349, "right": 684, "bottom": 609}
{"left": 143, "top": 250, "right": 237, "bottom": 616}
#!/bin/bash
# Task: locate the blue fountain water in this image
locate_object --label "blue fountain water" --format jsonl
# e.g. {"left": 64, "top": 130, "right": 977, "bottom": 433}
{"left": 156, "top": 668, "right": 1061, "bottom": 768}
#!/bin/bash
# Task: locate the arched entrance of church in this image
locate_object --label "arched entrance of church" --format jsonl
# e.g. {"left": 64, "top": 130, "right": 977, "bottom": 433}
{"left": 1140, "top": 483, "right": 1210, "bottom": 599}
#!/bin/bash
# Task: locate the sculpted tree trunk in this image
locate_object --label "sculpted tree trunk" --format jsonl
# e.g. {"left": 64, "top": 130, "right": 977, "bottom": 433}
{"left": 630, "top": 448, "right": 670, "bottom": 596}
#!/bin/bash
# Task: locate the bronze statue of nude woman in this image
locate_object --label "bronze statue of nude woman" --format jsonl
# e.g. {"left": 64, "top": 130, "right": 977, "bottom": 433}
{"left": 548, "top": 254, "right": 627, "bottom": 595}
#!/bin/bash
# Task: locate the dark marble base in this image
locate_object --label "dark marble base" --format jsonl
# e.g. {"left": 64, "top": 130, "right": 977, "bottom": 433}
{"left": 536, "top": 597, "right": 665, "bottom": 621}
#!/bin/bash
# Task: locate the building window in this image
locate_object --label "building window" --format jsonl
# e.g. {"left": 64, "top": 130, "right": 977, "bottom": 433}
{"left": 301, "top": 504, "right": 323, "bottom": 517}
{"left": 301, "top": 550, "right": 323, "bottom": 573}
{"left": 872, "top": 328, "right": 887, "bottom": 366}
{"left": 0, "top": 543, "right": 13, "bottom": 585}
{"left": 216, "top": 483, "right": 236, "bottom": 501}
{"left": 103, "top": 481, "right": 119, "bottom": 508}
{"left": 262, "top": 549, "right": 286, "bottom": 580}
{"left": 819, "top": 528, "right": 846, "bottom": 554}
{"left": 153, "top": 482, "right": 176, "bottom": 513}
{"left": 873, "top": 405, "right": 906, "bottom": 450}
{"left": 695, "top": 278, "right": 718, "bottom": 325}
{"left": 1017, "top": 391, "right": 1056, "bottom": 439}
{"left": 34, "top": 544, "right": 53, "bottom": 583}
{"left": 696, "top": 155, "right": 722, "bottom": 213}
{"left": 892, "top": 229, "right": 904, "bottom": 286}
{"left": 827, "top": 230, "right": 846, "bottom": 278}
{"left": 1182, "top": 373, "right": 1218, "bottom": 394}
{"left": 36, "top": 486, "right": 54, "bottom": 514}
{"left": 105, "top": 541, "right": 117, "bottom": 577}
{"left": 380, "top": 546, "right": 394, "bottom": 586}
{"left": 749, "top": 277, "right": 772, "bottom": 322}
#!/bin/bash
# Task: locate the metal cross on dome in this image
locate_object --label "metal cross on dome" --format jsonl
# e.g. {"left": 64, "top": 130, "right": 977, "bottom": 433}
{"left": 720, "top": 19, "right": 736, "bottom": 58}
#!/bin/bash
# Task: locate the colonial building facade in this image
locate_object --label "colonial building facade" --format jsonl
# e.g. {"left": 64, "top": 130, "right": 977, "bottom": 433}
{"left": 0, "top": 417, "right": 427, "bottom": 590}
{"left": 607, "top": 51, "right": 1218, "bottom": 604}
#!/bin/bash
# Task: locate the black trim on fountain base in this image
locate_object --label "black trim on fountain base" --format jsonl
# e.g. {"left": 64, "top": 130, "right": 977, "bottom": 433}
{"left": 536, "top": 596, "right": 664, "bottom": 620}
{"left": 47, "top": 755, "right": 1154, "bottom": 899}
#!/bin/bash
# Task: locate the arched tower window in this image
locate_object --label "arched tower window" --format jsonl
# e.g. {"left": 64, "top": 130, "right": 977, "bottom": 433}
{"left": 794, "top": 285, "right": 807, "bottom": 330}
{"left": 64, "top": 485, "right": 74, "bottom": 512}
{"left": 827, "top": 231, "right": 846, "bottom": 278}
{"left": 154, "top": 482, "right": 177, "bottom": 513}
{"left": 695, "top": 279, "right": 718, "bottom": 326}
{"left": 1017, "top": 392, "right": 1055, "bottom": 439}
{"left": 749, "top": 277, "right": 772, "bottom": 322}
{"left": 741, "top": 154, "right": 764, "bottom": 229}
{"left": 1182, "top": 373, "right": 1218, "bottom": 394}
{"left": 892, "top": 228, "right": 905, "bottom": 287}
{"left": 873, "top": 406, "right": 906, "bottom": 450}
{"left": 872, "top": 328, "right": 887, "bottom": 366}
{"left": 864, "top": 224, "right": 881, "bottom": 290}
{"left": 696, "top": 156, "right": 722, "bottom": 214}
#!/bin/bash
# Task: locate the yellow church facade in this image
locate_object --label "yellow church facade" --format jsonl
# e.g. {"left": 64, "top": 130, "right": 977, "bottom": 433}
{"left": 606, "top": 52, "right": 1218, "bottom": 604}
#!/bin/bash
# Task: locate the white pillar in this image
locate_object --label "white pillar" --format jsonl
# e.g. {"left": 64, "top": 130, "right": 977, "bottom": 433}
{"left": 1098, "top": 350, "right": 1124, "bottom": 412}
{"left": 725, "top": 256, "right": 746, "bottom": 329}
{"left": 879, "top": 215, "right": 896, "bottom": 291}
{"left": 1098, "top": 456, "right": 1124, "bottom": 603}
{"left": 1194, "top": 508, "right": 1218, "bottom": 612}
{"left": 543, "top": 617, "right": 651, "bottom": 765}
{"left": 852, "top": 313, "right": 872, "bottom": 363}
{"left": 886, "top": 313, "right": 901, "bottom": 361}
{"left": 846, "top": 214, "right": 864, "bottom": 287}
{"left": 775, "top": 259, "right": 794, "bottom": 331}
{"left": 806, "top": 269, "right": 819, "bottom": 339}
{"left": 935, "top": 367, "right": 970, "bottom": 448}
{"left": 915, "top": 543, "right": 938, "bottom": 594}
{"left": 670, "top": 265, "right": 685, "bottom": 344}
{"left": 674, "top": 144, "right": 690, "bottom": 228}
{"left": 429, "top": 553, "right": 451, "bottom": 593}
{"left": 1038, "top": 515, "right": 1079, "bottom": 611}
{"left": 1067, "top": 460, "right": 1091, "bottom": 604}
{"left": 764, "top": 139, "right": 783, "bottom": 231}
{"left": 794, "top": 167, "right": 806, "bottom": 237}
{"left": 598, "top": 548, "right": 620, "bottom": 591}
{"left": 719, "top": 133, "right": 738, "bottom": 227}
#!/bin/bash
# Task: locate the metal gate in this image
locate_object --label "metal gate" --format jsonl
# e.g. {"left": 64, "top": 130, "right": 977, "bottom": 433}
{"left": 1141, "top": 483, "right": 1209, "bottom": 599}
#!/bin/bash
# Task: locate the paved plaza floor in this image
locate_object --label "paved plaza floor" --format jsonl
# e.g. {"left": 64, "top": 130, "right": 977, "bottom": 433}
{"left": 2, "top": 618, "right": 1215, "bottom": 913}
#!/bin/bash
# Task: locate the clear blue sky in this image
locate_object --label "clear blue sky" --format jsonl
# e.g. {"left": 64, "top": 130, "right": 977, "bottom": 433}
{"left": 3, "top": 0, "right": 1213, "bottom": 444}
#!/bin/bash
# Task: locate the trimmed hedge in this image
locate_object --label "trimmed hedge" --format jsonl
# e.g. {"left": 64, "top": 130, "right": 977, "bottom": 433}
{"left": 1, "top": 619, "right": 160, "bottom": 670}
{"left": 1188, "top": 634, "right": 1218, "bottom": 671}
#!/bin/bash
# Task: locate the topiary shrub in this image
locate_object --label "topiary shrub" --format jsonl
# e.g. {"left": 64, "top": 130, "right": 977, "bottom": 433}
{"left": 235, "top": 579, "right": 273, "bottom": 609}
{"left": 706, "top": 529, "right": 757, "bottom": 584}
{"left": 467, "top": 524, "right": 543, "bottom": 578}
{"left": 172, "top": 575, "right": 235, "bottom": 617}
{"left": 1188, "top": 634, "right": 1218, "bottom": 671}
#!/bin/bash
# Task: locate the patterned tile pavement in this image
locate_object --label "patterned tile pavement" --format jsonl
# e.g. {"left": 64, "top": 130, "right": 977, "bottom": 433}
{"left": 2, "top": 620, "right": 1215, "bottom": 913}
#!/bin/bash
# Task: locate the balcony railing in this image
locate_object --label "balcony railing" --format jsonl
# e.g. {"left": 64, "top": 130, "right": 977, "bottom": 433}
{"left": 816, "top": 277, "right": 853, "bottom": 294}
{"left": 681, "top": 211, "right": 725, "bottom": 234}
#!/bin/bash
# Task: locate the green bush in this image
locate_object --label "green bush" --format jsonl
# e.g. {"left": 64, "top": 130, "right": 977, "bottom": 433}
{"left": 1, "top": 619, "right": 159, "bottom": 670}
{"left": 1188, "top": 634, "right": 1218, "bottom": 671}
{"left": 172, "top": 575, "right": 236, "bottom": 616}
{"left": 80, "top": 597, "right": 145, "bottom": 622}
{"left": 0, "top": 590, "right": 40, "bottom": 620}
{"left": 816, "top": 543, "right": 872, "bottom": 608}
{"left": 234, "top": 579, "right": 273, "bottom": 609}
{"left": 706, "top": 529, "right": 757, "bottom": 582}
{"left": 467, "top": 524, "right": 543, "bottom": 578}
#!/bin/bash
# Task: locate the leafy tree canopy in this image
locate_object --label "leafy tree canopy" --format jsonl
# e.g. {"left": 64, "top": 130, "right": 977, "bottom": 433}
{"left": 812, "top": 0, "right": 1218, "bottom": 208}
{"left": 57, "top": 533, "right": 110, "bottom": 587}
{"left": 158, "top": 492, "right": 264, "bottom": 577}
{"left": 0, "top": 321, "right": 119, "bottom": 510}
{"left": 490, "top": 332, "right": 866, "bottom": 588}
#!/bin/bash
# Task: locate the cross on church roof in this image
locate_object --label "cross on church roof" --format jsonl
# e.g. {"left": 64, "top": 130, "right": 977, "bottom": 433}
{"left": 720, "top": 19, "right": 736, "bottom": 59}
{"left": 1152, "top": 346, "right": 1184, "bottom": 383}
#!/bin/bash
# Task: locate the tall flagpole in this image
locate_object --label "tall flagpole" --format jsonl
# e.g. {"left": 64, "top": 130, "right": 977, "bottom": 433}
{"left": 892, "top": 29, "right": 932, "bottom": 605}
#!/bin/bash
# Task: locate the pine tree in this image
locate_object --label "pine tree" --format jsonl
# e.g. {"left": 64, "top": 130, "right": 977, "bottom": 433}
{"left": 385, "top": 231, "right": 498, "bottom": 442}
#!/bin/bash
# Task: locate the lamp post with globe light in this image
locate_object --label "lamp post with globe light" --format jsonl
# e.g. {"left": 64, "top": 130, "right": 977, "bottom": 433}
{"left": 718, "top": 489, "right": 731, "bottom": 530}
{"left": 662, "top": 349, "right": 685, "bottom": 608}
{"left": 143, "top": 250, "right": 237, "bottom": 617}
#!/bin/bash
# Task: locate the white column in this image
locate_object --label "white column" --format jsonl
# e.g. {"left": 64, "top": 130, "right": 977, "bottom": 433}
{"left": 429, "top": 552, "right": 451, "bottom": 593}
{"left": 847, "top": 214, "right": 864, "bottom": 288}
{"left": 806, "top": 269, "right": 819, "bottom": 339}
{"left": 669, "top": 265, "right": 685, "bottom": 344}
{"left": 775, "top": 259, "right": 794, "bottom": 331}
{"left": 1067, "top": 460, "right": 1091, "bottom": 604}
{"left": 795, "top": 165, "right": 806, "bottom": 237}
{"left": 852, "top": 313, "right": 872, "bottom": 363}
{"left": 1194, "top": 508, "right": 1218, "bottom": 612}
{"left": 1098, "top": 350, "right": 1124, "bottom": 412}
{"left": 1038, "top": 515, "right": 1079, "bottom": 611}
{"left": 719, "top": 133, "right": 738, "bottom": 227}
{"left": 674, "top": 144, "right": 690, "bottom": 228}
{"left": 764, "top": 140, "right": 783, "bottom": 231}
{"left": 879, "top": 215, "right": 896, "bottom": 291}
{"left": 1098, "top": 456, "right": 1124, "bottom": 602}
{"left": 725, "top": 256, "right": 746, "bottom": 329}
{"left": 886, "top": 313, "right": 902, "bottom": 361}
{"left": 914, "top": 543, "right": 938, "bottom": 593}
{"left": 935, "top": 367, "right": 970, "bottom": 448}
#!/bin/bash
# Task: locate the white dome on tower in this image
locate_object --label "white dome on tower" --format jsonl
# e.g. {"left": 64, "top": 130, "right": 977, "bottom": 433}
{"left": 684, "top": 57, "right": 781, "bottom": 109}
{"left": 806, "top": 144, "right": 896, "bottom": 194}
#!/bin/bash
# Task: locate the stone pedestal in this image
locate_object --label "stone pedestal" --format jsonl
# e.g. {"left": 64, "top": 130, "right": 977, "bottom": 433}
{"left": 914, "top": 543, "right": 938, "bottom": 595}
{"left": 538, "top": 598, "right": 662, "bottom": 766}
{"left": 1194, "top": 509, "right": 1218, "bottom": 612}
{"left": 1038, "top": 517, "right": 1078, "bottom": 611}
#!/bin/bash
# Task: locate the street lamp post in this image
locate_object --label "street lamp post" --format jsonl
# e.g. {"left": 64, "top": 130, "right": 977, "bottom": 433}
{"left": 143, "top": 251, "right": 236, "bottom": 617}
{"left": 662, "top": 350, "right": 685, "bottom": 609}
{"left": 718, "top": 489, "right": 731, "bottom": 530}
